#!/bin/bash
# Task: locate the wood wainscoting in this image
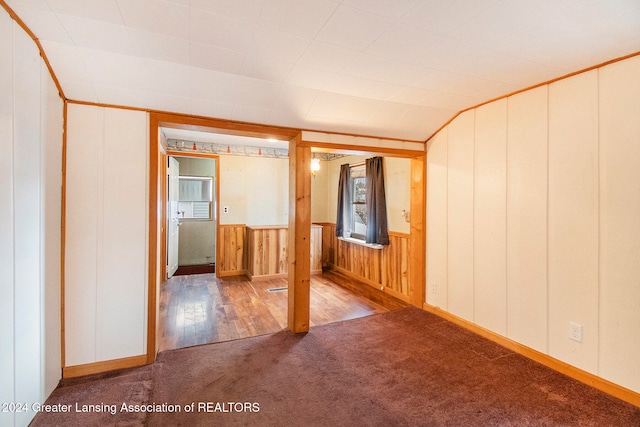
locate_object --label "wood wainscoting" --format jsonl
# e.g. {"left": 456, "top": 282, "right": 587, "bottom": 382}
{"left": 246, "top": 225, "right": 323, "bottom": 279}
{"left": 217, "top": 224, "right": 323, "bottom": 279}
{"left": 217, "top": 224, "right": 246, "bottom": 277}
{"left": 246, "top": 226, "right": 288, "bottom": 279}
{"left": 318, "top": 222, "right": 411, "bottom": 303}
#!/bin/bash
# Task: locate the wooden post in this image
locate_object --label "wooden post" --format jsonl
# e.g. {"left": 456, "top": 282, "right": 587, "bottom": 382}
{"left": 409, "top": 156, "right": 426, "bottom": 307}
{"left": 288, "top": 134, "right": 311, "bottom": 333}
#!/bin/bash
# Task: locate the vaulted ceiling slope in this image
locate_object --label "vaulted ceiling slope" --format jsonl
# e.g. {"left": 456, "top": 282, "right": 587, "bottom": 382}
{"left": 7, "top": 0, "right": 640, "bottom": 141}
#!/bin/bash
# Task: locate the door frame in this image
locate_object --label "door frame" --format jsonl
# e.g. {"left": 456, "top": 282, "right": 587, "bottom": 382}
{"left": 147, "top": 112, "right": 300, "bottom": 362}
{"left": 146, "top": 112, "right": 426, "bottom": 363}
{"left": 166, "top": 156, "right": 180, "bottom": 279}
{"left": 163, "top": 153, "right": 220, "bottom": 281}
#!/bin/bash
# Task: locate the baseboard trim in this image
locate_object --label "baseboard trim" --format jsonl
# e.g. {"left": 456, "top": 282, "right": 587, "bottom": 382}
{"left": 422, "top": 303, "right": 640, "bottom": 408}
{"left": 328, "top": 265, "right": 384, "bottom": 291}
{"left": 327, "top": 264, "right": 413, "bottom": 304}
{"left": 247, "top": 272, "right": 288, "bottom": 281}
{"left": 63, "top": 355, "right": 148, "bottom": 379}
{"left": 247, "top": 270, "right": 323, "bottom": 281}
{"left": 383, "top": 285, "right": 412, "bottom": 305}
{"left": 323, "top": 267, "right": 408, "bottom": 310}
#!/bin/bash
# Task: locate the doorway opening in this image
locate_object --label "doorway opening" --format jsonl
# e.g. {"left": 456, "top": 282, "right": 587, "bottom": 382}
{"left": 147, "top": 112, "right": 425, "bottom": 362}
{"left": 167, "top": 156, "right": 217, "bottom": 278}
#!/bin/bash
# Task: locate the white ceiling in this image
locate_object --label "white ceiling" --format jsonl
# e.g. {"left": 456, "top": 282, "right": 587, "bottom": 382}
{"left": 7, "top": 0, "right": 640, "bottom": 141}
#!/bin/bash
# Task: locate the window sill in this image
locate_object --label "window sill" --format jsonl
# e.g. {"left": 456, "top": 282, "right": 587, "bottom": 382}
{"left": 338, "top": 237, "right": 384, "bottom": 250}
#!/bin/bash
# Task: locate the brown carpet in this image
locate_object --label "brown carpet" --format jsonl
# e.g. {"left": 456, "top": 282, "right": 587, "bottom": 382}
{"left": 32, "top": 307, "right": 640, "bottom": 426}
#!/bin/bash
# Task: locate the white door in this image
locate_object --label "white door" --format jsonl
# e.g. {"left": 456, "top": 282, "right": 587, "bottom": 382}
{"left": 167, "top": 157, "right": 180, "bottom": 278}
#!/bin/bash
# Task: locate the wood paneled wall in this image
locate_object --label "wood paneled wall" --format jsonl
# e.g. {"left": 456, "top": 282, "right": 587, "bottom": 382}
{"left": 383, "top": 233, "right": 410, "bottom": 298}
{"left": 217, "top": 224, "right": 246, "bottom": 277}
{"left": 320, "top": 223, "right": 411, "bottom": 303}
{"left": 310, "top": 226, "right": 323, "bottom": 275}
{"left": 247, "top": 226, "right": 288, "bottom": 278}
{"left": 218, "top": 224, "right": 323, "bottom": 279}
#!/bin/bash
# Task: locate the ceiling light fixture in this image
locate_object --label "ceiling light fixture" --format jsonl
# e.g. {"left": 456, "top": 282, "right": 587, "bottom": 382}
{"left": 310, "top": 157, "right": 320, "bottom": 176}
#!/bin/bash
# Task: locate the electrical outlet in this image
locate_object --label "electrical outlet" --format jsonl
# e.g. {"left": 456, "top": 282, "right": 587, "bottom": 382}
{"left": 431, "top": 282, "right": 437, "bottom": 294}
{"left": 223, "top": 206, "right": 229, "bottom": 214}
{"left": 569, "top": 322, "right": 583, "bottom": 342}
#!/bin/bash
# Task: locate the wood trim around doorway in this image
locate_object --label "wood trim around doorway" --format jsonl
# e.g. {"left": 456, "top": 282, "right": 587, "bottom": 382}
{"left": 146, "top": 111, "right": 428, "bottom": 364}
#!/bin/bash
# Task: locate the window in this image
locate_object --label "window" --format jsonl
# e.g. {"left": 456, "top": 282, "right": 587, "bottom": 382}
{"left": 178, "top": 176, "right": 213, "bottom": 220}
{"left": 350, "top": 165, "right": 366, "bottom": 240}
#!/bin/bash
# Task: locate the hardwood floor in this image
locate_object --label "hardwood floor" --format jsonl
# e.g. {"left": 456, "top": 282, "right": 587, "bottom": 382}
{"left": 158, "top": 271, "right": 404, "bottom": 352}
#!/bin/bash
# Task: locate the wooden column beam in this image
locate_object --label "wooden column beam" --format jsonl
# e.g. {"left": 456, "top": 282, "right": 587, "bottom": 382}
{"left": 288, "top": 134, "right": 311, "bottom": 333}
{"left": 409, "top": 156, "right": 426, "bottom": 307}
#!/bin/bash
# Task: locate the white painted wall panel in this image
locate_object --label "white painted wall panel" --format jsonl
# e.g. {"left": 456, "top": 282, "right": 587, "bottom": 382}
{"left": 0, "top": 12, "right": 15, "bottom": 427}
{"left": 0, "top": 13, "right": 64, "bottom": 426}
{"left": 506, "top": 86, "right": 548, "bottom": 352}
{"left": 547, "top": 70, "right": 599, "bottom": 373}
{"left": 13, "top": 25, "right": 43, "bottom": 427}
{"left": 42, "top": 67, "right": 63, "bottom": 397}
{"left": 65, "top": 104, "right": 101, "bottom": 366}
{"left": 100, "top": 108, "right": 148, "bottom": 360}
{"left": 447, "top": 110, "right": 475, "bottom": 321}
{"left": 473, "top": 99, "right": 507, "bottom": 335}
{"left": 428, "top": 56, "right": 640, "bottom": 394}
{"left": 426, "top": 128, "right": 448, "bottom": 308}
{"left": 65, "top": 104, "right": 149, "bottom": 365}
{"left": 598, "top": 55, "right": 640, "bottom": 392}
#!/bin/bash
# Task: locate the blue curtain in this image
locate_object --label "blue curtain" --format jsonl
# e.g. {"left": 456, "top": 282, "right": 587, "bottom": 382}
{"left": 365, "top": 157, "right": 389, "bottom": 245}
{"left": 335, "top": 164, "right": 351, "bottom": 237}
